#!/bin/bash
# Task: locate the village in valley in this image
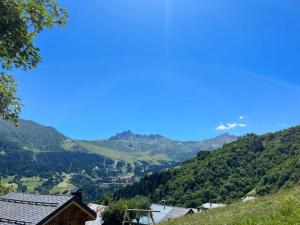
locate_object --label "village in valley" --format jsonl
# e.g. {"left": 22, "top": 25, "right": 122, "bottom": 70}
{"left": 1, "top": 0, "right": 300, "bottom": 225}
{"left": 0, "top": 186, "right": 256, "bottom": 224}
{"left": 0, "top": 182, "right": 256, "bottom": 225}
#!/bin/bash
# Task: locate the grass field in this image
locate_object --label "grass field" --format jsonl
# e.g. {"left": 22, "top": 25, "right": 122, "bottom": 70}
{"left": 78, "top": 141, "right": 171, "bottom": 164}
{"left": 20, "top": 176, "right": 41, "bottom": 193}
{"left": 50, "top": 173, "right": 74, "bottom": 194}
{"left": 1, "top": 174, "right": 75, "bottom": 195}
{"left": 77, "top": 141, "right": 135, "bottom": 163}
{"left": 161, "top": 186, "right": 300, "bottom": 225}
{"left": 0, "top": 176, "right": 17, "bottom": 191}
{"left": 0, "top": 176, "right": 15, "bottom": 185}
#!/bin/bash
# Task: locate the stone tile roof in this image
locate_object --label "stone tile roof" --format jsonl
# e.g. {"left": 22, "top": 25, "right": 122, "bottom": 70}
{"left": 138, "top": 204, "right": 196, "bottom": 224}
{"left": 86, "top": 203, "right": 107, "bottom": 225}
{"left": 160, "top": 206, "right": 194, "bottom": 222}
{"left": 0, "top": 192, "right": 73, "bottom": 225}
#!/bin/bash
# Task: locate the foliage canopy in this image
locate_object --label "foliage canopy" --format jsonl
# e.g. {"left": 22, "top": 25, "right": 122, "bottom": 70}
{"left": 102, "top": 196, "right": 151, "bottom": 225}
{"left": 0, "top": 0, "right": 67, "bottom": 123}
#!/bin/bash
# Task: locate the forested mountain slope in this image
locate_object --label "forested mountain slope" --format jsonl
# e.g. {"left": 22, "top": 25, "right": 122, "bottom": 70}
{"left": 113, "top": 126, "right": 300, "bottom": 207}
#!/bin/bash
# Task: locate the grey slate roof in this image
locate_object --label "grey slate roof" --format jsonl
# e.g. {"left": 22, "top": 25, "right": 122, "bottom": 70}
{"left": 86, "top": 203, "right": 107, "bottom": 225}
{"left": 137, "top": 204, "right": 196, "bottom": 224}
{"left": 0, "top": 192, "right": 74, "bottom": 225}
{"left": 160, "top": 207, "right": 194, "bottom": 222}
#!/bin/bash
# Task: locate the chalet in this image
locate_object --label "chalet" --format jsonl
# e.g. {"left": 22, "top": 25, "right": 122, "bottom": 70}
{"left": 136, "top": 204, "right": 197, "bottom": 224}
{"left": 200, "top": 203, "right": 226, "bottom": 210}
{"left": 242, "top": 196, "right": 256, "bottom": 202}
{"left": 0, "top": 189, "right": 96, "bottom": 225}
{"left": 86, "top": 203, "right": 107, "bottom": 225}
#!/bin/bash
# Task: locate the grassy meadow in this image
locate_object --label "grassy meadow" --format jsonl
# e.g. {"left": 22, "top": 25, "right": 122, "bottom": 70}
{"left": 161, "top": 186, "right": 300, "bottom": 225}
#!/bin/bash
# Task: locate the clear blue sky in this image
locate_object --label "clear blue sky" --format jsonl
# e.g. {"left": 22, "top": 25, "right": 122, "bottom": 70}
{"left": 16, "top": 0, "right": 300, "bottom": 141}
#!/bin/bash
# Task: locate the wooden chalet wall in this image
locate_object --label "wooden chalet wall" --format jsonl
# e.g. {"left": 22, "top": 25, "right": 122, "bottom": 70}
{"left": 45, "top": 203, "right": 91, "bottom": 225}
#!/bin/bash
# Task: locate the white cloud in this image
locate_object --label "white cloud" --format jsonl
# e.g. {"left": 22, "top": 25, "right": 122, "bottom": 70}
{"left": 239, "top": 123, "right": 247, "bottom": 127}
{"left": 216, "top": 121, "right": 247, "bottom": 131}
{"left": 239, "top": 115, "right": 244, "bottom": 120}
{"left": 228, "top": 123, "right": 238, "bottom": 129}
{"left": 216, "top": 124, "right": 228, "bottom": 130}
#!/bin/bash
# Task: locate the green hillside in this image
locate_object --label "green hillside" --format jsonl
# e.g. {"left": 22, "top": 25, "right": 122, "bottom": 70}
{"left": 81, "top": 131, "right": 237, "bottom": 163}
{"left": 77, "top": 141, "right": 136, "bottom": 163}
{"left": 77, "top": 140, "right": 171, "bottom": 164}
{"left": 113, "top": 125, "right": 300, "bottom": 207}
{"left": 160, "top": 186, "right": 300, "bottom": 225}
{"left": 0, "top": 119, "right": 80, "bottom": 151}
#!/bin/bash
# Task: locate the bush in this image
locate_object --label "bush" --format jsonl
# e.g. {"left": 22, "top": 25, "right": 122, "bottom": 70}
{"left": 102, "top": 196, "right": 151, "bottom": 225}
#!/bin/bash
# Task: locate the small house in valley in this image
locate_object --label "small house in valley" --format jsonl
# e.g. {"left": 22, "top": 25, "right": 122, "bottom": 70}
{"left": 0, "top": 189, "right": 96, "bottom": 225}
{"left": 86, "top": 203, "right": 107, "bottom": 225}
{"left": 200, "top": 203, "right": 226, "bottom": 210}
{"left": 136, "top": 204, "right": 197, "bottom": 224}
{"left": 242, "top": 196, "right": 256, "bottom": 202}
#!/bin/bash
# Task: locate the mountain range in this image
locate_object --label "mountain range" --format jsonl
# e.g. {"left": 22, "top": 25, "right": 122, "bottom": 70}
{"left": 0, "top": 119, "right": 236, "bottom": 200}
{"left": 80, "top": 130, "right": 236, "bottom": 163}
{"left": 0, "top": 119, "right": 237, "bottom": 164}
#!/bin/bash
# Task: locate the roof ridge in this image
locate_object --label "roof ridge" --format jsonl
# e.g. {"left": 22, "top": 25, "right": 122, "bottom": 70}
{"left": 0, "top": 198, "right": 59, "bottom": 207}
{"left": 0, "top": 217, "right": 32, "bottom": 225}
{"left": 6, "top": 192, "right": 70, "bottom": 197}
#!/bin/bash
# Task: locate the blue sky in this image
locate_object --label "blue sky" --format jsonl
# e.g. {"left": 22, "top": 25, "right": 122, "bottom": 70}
{"left": 15, "top": 0, "right": 300, "bottom": 140}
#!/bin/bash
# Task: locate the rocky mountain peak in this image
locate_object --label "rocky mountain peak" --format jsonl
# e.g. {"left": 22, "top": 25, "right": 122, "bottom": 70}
{"left": 108, "top": 130, "right": 165, "bottom": 142}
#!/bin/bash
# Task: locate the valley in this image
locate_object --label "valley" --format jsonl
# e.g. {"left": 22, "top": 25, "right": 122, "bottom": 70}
{"left": 1, "top": 120, "right": 300, "bottom": 224}
{"left": 0, "top": 1, "right": 298, "bottom": 224}
{"left": 0, "top": 119, "right": 235, "bottom": 201}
